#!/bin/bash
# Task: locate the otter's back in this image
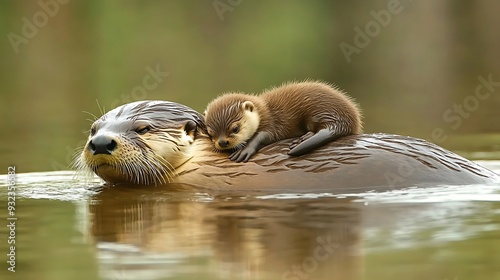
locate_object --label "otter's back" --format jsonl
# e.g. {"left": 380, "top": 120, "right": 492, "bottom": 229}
{"left": 260, "top": 82, "right": 362, "bottom": 135}
{"left": 178, "top": 134, "right": 498, "bottom": 191}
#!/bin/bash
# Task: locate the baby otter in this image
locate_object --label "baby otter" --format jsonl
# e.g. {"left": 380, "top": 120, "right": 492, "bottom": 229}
{"left": 204, "top": 81, "right": 363, "bottom": 162}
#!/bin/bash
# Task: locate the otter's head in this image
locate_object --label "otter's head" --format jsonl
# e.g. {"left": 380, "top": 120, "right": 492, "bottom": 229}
{"left": 75, "top": 101, "right": 206, "bottom": 185}
{"left": 204, "top": 93, "right": 260, "bottom": 152}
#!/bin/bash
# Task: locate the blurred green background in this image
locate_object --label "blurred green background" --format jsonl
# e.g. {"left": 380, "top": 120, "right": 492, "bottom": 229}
{"left": 1, "top": 0, "right": 499, "bottom": 173}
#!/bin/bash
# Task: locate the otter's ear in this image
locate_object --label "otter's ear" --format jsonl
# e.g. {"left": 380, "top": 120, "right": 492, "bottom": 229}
{"left": 203, "top": 109, "right": 208, "bottom": 116}
{"left": 242, "top": 101, "right": 254, "bottom": 112}
{"left": 183, "top": 120, "right": 197, "bottom": 140}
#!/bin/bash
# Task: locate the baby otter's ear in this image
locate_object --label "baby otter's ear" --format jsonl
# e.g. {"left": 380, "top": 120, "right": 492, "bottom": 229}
{"left": 241, "top": 101, "right": 254, "bottom": 112}
{"left": 203, "top": 109, "right": 208, "bottom": 116}
{"left": 183, "top": 120, "right": 197, "bottom": 141}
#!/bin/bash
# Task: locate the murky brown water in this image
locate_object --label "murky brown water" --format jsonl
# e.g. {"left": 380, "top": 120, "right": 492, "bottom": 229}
{"left": 1, "top": 161, "right": 500, "bottom": 280}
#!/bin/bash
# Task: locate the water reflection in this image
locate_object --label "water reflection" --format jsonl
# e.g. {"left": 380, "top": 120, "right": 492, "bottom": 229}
{"left": 89, "top": 186, "right": 364, "bottom": 280}
{"left": 2, "top": 169, "right": 500, "bottom": 279}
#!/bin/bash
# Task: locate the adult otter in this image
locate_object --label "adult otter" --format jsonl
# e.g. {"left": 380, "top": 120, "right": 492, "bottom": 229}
{"left": 76, "top": 100, "right": 498, "bottom": 191}
{"left": 204, "top": 81, "right": 362, "bottom": 162}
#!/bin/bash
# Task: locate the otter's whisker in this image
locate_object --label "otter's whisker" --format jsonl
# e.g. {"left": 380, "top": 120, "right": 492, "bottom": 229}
{"left": 150, "top": 164, "right": 164, "bottom": 185}
{"left": 127, "top": 162, "right": 138, "bottom": 184}
{"left": 140, "top": 157, "right": 159, "bottom": 185}
{"left": 123, "top": 161, "right": 137, "bottom": 185}
{"left": 137, "top": 163, "right": 147, "bottom": 185}
{"left": 79, "top": 100, "right": 207, "bottom": 185}
{"left": 139, "top": 144, "right": 178, "bottom": 182}
{"left": 71, "top": 147, "right": 96, "bottom": 184}
{"left": 82, "top": 111, "right": 99, "bottom": 122}
{"left": 144, "top": 153, "right": 171, "bottom": 185}
{"left": 95, "top": 99, "right": 108, "bottom": 117}
{"left": 147, "top": 160, "right": 167, "bottom": 185}
{"left": 155, "top": 155, "right": 177, "bottom": 180}
{"left": 135, "top": 161, "right": 147, "bottom": 185}
{"left": 139, "top": 157, "right": 157, "bottom": 185}
{"left": 212, "top": 147, "right": 225, "bottom": 153}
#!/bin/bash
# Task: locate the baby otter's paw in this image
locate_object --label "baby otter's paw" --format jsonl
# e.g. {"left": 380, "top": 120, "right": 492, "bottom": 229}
{"left": 289, "top": 132, "right": 315, "bottom": 151}
{"left": 229, "top": 147, "right": 257, "bottom": 163}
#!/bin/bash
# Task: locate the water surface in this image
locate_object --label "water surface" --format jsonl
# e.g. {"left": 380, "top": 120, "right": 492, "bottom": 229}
{"left": 1, "top": 161, "right": 500, "bottom": 280}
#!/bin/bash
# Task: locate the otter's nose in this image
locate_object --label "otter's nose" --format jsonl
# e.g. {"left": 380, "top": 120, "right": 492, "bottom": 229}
{"left": 88, "top": 135, "right": 117, "bottom": 155}
{"left": 218, "top": 139, "right": 230, "bottom": 149}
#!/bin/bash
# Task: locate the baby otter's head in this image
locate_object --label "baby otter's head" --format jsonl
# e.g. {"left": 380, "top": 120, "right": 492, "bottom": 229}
{"left": 204, "top": 93, "right": 261, "bottom": 152}
{"left": 75, "top": 101, "right": 205, "bottom": 185}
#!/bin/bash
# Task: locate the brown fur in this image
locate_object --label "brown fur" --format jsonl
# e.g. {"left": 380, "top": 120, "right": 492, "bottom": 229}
{"left": 260, "top": 81, "right": 362, "bottom": 138}
{"left": 204, "top": 81, "right": 363, "bottom": 151}
{"left": 204, "top": 93, "right": 270, "bottom": 150}
{"left": 77, "top": 100, "right": 499, "bottom": 187}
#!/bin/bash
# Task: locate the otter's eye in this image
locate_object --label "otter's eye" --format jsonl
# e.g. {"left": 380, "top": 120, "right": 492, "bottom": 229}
{"left": 232, "top": 125, "right": 239, "bottom": 134}
{"left": 207, "top": 128, "right": 214, "bottom": 138}
{"left": 90, "top": 126, "right": 97, "bottom": 136}
{"left": 135, "top": 126, "right": 150, "bottom": 135}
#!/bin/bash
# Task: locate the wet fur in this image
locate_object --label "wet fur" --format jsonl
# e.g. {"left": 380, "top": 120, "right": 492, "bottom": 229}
{"left": 76, "top": 101, "right": 206, "bottom": 185}
{"left": 204, "top": 81, "right": 363, "bottom": 161}
{"left": 204, "top": 93, "right": 269, "bottom": 151}
{"left": 76, "top": 100, "right": 499, "bottom": 188}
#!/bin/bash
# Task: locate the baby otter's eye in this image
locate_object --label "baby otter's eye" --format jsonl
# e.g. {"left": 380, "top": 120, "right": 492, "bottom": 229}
{"left": 207, "top": 128, "right": 214, "bottom": 138}
{"left": 232, "top": 125, "right": 239, "bottom": 134}
{"left": 135, "top": 126, "right": 151, "bottom": 135}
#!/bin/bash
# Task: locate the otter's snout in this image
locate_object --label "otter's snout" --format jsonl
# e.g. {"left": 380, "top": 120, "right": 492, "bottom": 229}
{"left": 217, "top": 138, "right": 230, "bottom": 149}
{"left": 88, "top": 135, "right": 117, "bottom": 155}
